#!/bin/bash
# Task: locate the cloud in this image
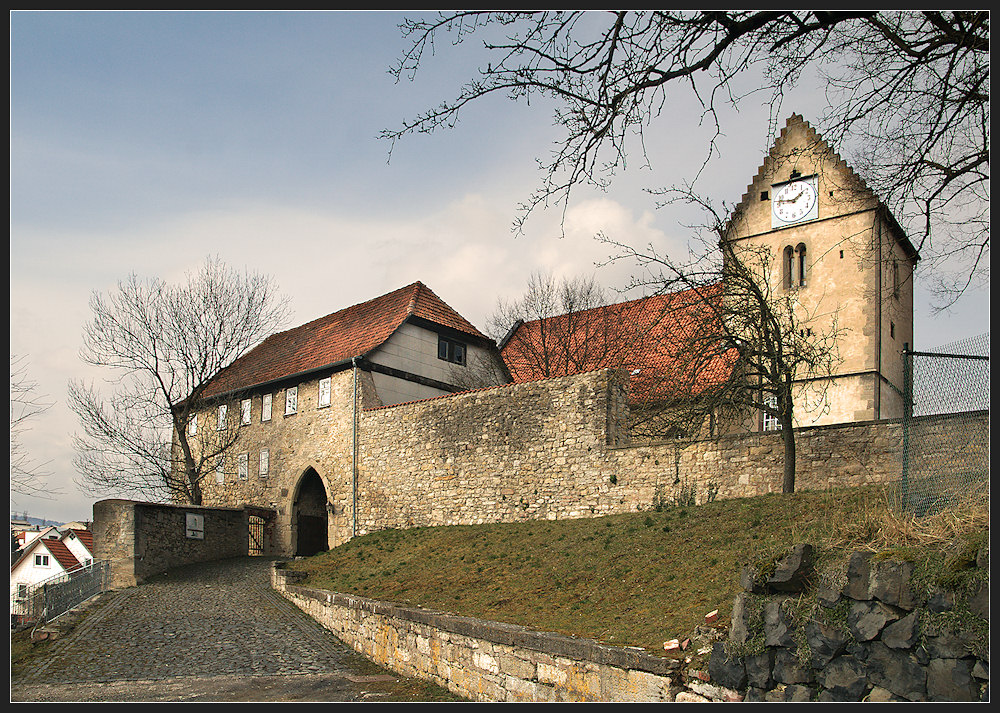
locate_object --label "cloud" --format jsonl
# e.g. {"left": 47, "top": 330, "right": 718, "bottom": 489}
{"left": 10, "top": 190, "right": 672, "bottom": 522}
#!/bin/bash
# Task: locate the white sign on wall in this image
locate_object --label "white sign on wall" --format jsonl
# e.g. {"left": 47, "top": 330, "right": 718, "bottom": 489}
{"left": 186, "top": 513, "right": 205, "bottom": 540}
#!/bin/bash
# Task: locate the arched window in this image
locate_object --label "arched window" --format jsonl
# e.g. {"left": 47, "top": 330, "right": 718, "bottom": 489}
{"left": 795, "top": 243, "right": 807, "bottom": 287}
{"left": 782, "top": 245, "right": 794, "bottom": 290}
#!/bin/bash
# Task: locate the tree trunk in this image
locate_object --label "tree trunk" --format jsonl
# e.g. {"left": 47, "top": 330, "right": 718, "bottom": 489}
{"left": 186, "top": 468, "right": 203, "bottom": 505}
{"left": 780, "top": 413, "right": 796, "bottom": 494}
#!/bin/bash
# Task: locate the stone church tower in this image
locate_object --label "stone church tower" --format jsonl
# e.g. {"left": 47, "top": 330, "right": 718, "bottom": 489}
{"left": 725, "top": 114, "right": 919, "bottom": 427}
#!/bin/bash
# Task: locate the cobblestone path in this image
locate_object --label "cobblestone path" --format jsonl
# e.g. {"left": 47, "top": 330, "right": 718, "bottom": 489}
{"left": 11, "top": 557, "right": 458, "bottom": 702}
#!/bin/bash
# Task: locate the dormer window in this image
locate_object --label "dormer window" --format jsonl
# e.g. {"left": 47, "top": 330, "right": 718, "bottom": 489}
{"left": 438, "top": 336, "right": 467, "bottom": 365}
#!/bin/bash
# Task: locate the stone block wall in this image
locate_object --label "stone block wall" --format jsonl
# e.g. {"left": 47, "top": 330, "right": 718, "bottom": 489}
{"left": 194, "top": 365, "right": 985, "bottom": 557}
{"left": 273, "top": 563, "right": 684, "bottom": 702}
{"left": 355, "top": 369, "right": 985, "bottom": 536}
{"left": 709, "top": 543, "right": 990, "bottom": 702}
{"left": 92, "top": 499, "right": 256, "bottom": 588}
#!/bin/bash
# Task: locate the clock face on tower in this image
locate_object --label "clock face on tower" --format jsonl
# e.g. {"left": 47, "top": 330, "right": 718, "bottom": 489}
{"left": 771, "top": 176, "right": 818, "bottom": 227}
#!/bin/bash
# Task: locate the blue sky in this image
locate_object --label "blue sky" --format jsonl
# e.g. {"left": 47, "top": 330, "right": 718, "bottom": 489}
{"left": 10, "top": 11, "right": 990, "bottom": 523}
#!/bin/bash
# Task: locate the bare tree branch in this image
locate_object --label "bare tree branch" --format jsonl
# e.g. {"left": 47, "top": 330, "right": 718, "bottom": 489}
{"left": 69, "top": 256, "right": 289, "bottom": 505}
{"left": 600, "top": 189, "right": 844, "bottom": 493}
{"left": 10, "top": 354, "right": 57, "bottom": 499}
{"left": 385, "top": 11, "right": 988, "bottom": 304}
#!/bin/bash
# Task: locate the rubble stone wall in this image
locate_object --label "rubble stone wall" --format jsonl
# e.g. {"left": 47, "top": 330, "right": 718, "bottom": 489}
{"left": 92, "top": 500, "right": 253, "bottom": 588}
{"left": 709, "top": 543, "right": 990, "bottom": 702}
{"left": 356, "top": 369, "right": 985, "bottom": 536}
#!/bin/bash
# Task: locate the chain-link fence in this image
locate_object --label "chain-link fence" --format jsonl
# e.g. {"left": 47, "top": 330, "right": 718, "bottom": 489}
{"left": 897, "top": 333, "right": 989, "bottom": 516}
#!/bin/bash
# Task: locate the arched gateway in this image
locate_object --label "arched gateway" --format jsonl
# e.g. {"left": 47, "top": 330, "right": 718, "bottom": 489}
{"left": 292, "top": 467, "right": 329, "bottom": 556}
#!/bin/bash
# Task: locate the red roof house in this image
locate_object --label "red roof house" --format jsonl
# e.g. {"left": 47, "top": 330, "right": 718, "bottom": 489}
{"left": 199, "top": 281, "right": 505, "bottom": 407}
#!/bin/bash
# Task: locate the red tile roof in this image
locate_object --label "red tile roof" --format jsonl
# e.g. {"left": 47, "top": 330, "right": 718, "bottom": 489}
{"left": 44, "top": 539, "right": 83, "bottom": 572}
{"left": 501, "top": 284, "right": 736, "bottom": 402}
{"left": 64, "top": 529, "right": 94, "bottom": 555}
{"left": 201, "top": 282, "right": 488, "bottom": 399}
{"left": 13, "top": 537, "right": 83, "bottom": 574}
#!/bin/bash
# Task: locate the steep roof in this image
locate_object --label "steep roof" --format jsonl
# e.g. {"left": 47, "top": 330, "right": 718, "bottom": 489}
{"left": 201, "top": 281, "right": 488, "bottom": 399}
{"left": 500, "top": 285, "right": 736, "bottom": 402}
{"left": 63, "top": 528, "right": 94, "bottom": 555}
{"left": 12, "top": 537, "right": 83, "bottom": 574}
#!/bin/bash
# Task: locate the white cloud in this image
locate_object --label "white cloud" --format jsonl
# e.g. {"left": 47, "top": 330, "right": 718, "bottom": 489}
{"left": 10, "top": 190, "right": 676, "bottom": 522}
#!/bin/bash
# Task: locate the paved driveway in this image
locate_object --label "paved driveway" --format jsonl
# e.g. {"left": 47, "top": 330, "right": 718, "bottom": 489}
{"left": 11, "top": 557, "right": 458, "bottom": 702}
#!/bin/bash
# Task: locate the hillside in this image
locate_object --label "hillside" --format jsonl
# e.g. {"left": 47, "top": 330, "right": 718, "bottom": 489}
{"left": 286, "top": 486, "right": 987, "bottom": 659}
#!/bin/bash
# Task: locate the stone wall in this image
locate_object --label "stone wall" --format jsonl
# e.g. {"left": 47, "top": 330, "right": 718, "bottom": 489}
{"left": 709, "top": 543, "right": 990, "bottom": 702}
{"left": 272, "top": 564, "right": 684, "bottom": 702}
{"left": 355, "top": 369, "right": 985, "bottom": 536}
{"left": 195, "top": 365, "right": 985, "bottom": 556}
{"left": 92, "top": 499, "right": 258, "bottom": 588}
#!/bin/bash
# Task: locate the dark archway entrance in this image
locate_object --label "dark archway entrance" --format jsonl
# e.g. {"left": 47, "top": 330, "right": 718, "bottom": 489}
{"left": 293, "top": 468, "right": 329, "bottom": 557}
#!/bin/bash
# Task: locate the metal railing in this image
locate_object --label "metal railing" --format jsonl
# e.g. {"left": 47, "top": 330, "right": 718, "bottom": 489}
{"left": 898, "top": 333, "right": 990, "bottom": 515}
{"left": 11, "top": 560, "right": 110, "bottom": 626}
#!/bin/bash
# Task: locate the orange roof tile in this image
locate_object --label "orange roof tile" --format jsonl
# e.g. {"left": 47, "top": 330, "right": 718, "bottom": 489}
{"left": 501, "top": 284, "right": 737, "bottom": 402}
{"left": 44, "top": 539, "right": 83, "bottom": 572}
{"left": 201, "top": 282, "right": 487, "bottom": 399}
{"left": 64, "top": 529, "right": 94, "bottom": 555}
{"left": 13, "top": 538, "right": 83, "bottom": 574}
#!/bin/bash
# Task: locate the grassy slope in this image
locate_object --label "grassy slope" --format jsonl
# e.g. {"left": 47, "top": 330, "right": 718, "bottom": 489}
{"left": 289, "top": 487, "right": 894, "bottom": 655}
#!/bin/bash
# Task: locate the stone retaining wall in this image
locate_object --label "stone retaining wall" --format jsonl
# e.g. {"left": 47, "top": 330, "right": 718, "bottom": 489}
{"left": 273, "top": 564, "right": 686, "bottom": 702}
{"left": 709, "top": 543, "right": 990, "bottom": 702}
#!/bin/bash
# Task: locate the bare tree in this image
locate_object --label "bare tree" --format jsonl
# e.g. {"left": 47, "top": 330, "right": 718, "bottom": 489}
{"left": 69, "top": 257, "right": 289, "bottom": 505}
{"left": 10, "top": 354, "right": 56, "bottom": 498}
{"left": 602, "top": 192, "right": 843, "bottom": 493}
{"left": 385, "top": 11, "right": 988, "bottom": 304}
{"left": 490, "top": 271, "right": 622, "bottom": 384}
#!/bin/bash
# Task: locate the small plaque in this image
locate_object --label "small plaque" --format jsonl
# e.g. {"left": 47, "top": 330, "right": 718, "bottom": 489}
{"left": 186, "top": 513, "right": 205, "bottom": 539}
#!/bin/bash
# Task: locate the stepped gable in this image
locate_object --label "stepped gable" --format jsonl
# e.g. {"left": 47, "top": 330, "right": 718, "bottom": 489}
{"left": 726, "top": 113, "right": 875, "bottom": 235}
{"left": 201, "top": 281, "right": 488, "bottom": 400}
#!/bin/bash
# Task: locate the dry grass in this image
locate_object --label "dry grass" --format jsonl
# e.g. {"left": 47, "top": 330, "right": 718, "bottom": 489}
{"left": 289, "top": 486, "right": 982, "bottom": 657}
{"left": 829, "top": 485, "right": 989, "bottom": 553}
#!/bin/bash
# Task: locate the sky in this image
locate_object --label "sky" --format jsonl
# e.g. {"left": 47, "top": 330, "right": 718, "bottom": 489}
{"left": 10, "top": 11, "right": 990, "bottom": 524}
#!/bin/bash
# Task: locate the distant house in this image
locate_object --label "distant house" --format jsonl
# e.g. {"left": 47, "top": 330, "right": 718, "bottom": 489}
{"left": 11, "top": 527, "right": 95, "bottom": 624}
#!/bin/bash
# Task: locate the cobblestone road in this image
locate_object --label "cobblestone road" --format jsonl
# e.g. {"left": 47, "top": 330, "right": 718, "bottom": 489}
{"left": 11, "top": 557, "right": 459, "bottom": 702}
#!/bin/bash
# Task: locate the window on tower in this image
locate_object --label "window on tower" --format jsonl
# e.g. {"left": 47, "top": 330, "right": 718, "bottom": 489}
{"left": 796, "top": 243, "right": 807, "bottom": 287}
{"left": 783, "top": 246, "right": 794, "bottom": 290}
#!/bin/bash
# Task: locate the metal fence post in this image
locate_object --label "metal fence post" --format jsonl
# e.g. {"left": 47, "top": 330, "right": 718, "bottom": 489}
{"left": 896, "top": 333, "right": 989, "bottom": 516}
{"left": 901, "top": 342, "right": 912, "bottom": 509}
